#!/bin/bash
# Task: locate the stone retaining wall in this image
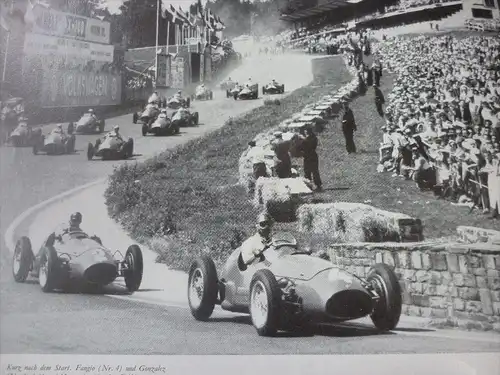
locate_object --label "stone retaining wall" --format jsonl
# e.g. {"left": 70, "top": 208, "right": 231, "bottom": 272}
{"left": 325, "top": 241, "right": 500, "bottom": 331}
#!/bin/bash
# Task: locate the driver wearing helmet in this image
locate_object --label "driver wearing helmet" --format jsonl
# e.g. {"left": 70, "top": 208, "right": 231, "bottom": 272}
{"left": 87, "top": 108, "right": 97, "bottom": 120}
{"left": 52, "top": 212, "right": 83, "bottom": 242}
{"left": 148, "top": 91, "right": 160, "bottom": 105}
{"left": 52, "top": 123, "right": 65, "bottom": 135}
{"left": 107, "top": 125, "right": 123, "bottom": 141}
{"left": 239, "top": 212, "right": 273, "bottom": 265}
{"left": 173, "top": 90, "right": 182, "bottom": 101}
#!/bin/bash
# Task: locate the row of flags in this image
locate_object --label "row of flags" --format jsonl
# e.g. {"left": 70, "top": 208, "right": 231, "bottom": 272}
{"left": 162, "top": 3, "right": 225, "bottom": 32}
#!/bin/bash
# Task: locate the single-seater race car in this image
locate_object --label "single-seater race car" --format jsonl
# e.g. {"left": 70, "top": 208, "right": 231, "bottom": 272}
{"left": 262, "top": 81, "right": 285, "bottom": 95}
{"left": 32, "top": 127, "right": 76, "bottom": 155}
{"left": 12, "top": 230, "right": 143, "bottom": 293}
{"left": 220, "top": 78, "right": 237, "bottom": 92}
{"left": 142, "top": 110, "right": 180, "bottom": 136}
{"left": 187, "top": 232, "right": 402, "bottom": 336}
{"left": 232, "top": 83, "right": 259, "bottom": 100}
{"left": 166, "top": 95, "right": 191, "bottom": 109}
{"left": 70, "top": 112, "right": 105, "bottom": 134}
{"left": 133, "top": 103, "right": 161, "bottom": 126}
{"left": 87, "top": 133, "right": 134, "bottom": 160}
{"left": 171, "top": 107, "right": 199, "bottom": 128}
{"left": 193, "top": 84, "right": 214, "bottom": 101}
{"left": 8, "top": 118, "right": 42, "bottom": 147}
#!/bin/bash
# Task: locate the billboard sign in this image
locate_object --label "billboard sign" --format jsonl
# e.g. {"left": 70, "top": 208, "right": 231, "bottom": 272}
{"left": 156, "top": 54, "right": 171, "bottom": 87}
{"left": 23, "top": 32, "right": 114, "bottom": 63}
{"left": 171, "top": 57, "right": 185, "bottom": 89}
{"left": 40, "top": 69, "right": 121, "bottom": 107}
{"left": 32, "top": 4, "right": 110, "bottom": 44}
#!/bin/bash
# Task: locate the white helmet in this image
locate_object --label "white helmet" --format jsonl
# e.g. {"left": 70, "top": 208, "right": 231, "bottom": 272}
{"left": 113, "top": 125, "right": 119, "bottom": 131}
{"left": 88, "top": 109, "right": 94, "bottom": 113}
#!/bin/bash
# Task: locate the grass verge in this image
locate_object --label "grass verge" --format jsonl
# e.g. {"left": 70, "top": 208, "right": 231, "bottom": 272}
{"left": 105, "top": 56, "right": 352, "bottom": 271}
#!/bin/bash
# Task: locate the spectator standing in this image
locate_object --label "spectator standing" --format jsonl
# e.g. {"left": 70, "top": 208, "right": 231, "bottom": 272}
{"left": 341, "top": 102, "right": 357, "bottom": 154}
{"left": 374, "top": 85, "right": 385, "bottom": 117}
{"left": 299, "top": 127, "right": 322, "bottom": 191}
{"left": 271, "top": 132, "right": 292, "bottom": 178}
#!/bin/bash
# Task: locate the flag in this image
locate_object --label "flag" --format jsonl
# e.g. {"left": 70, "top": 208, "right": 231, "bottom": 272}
{"left": 24, "top": 0, "right": 36, "bottom": 25}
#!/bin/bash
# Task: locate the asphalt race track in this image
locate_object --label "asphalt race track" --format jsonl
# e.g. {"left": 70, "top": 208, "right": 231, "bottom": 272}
{"left": 1, "top": 53, "right": 500, "bottom": 355}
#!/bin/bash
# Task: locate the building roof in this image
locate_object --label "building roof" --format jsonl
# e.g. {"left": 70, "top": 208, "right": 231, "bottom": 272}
{"left": 280, "top": 0, "right": 353, "bottom": 21}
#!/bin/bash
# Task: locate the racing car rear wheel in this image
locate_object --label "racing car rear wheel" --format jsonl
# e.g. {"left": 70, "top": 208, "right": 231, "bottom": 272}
{"left": 124, "top": 245, "right": 143, "bottom": 292}
{"left": 192, "top": 112, "right": 199, "bottom": 126}
{"left": 142, "top": 124, "right": 148, "bottom": 136}
{"left": 133, "top": 113, "right": 138, "bottom": 124}
{"left": 87, "top": 143, "right": 94, "bottom": 160}
{"left": 99, "top": 120, "right": 105, "bottom": 133}
{"left": 39, "top": 246, "right": 59, "bottom": 293}
{"left": 12, "top": 236, "right": 34, "bottom": 283}
{"left": 249, "top": 269, "right": 282, "bottom": 336}
{"left": 67, "top": 122, "right": 74, "bottom": 135}
{"left": 367, "top": 263, "right": 402, "bottom": 331}
{"left": 186, "top": 98, "right": 191, "bottom": 108}
{"left": 209, "top": 92, "right": 213, "bottom": 100}
{"left": 188, "top": 255, "right": 218, "bottom": 321}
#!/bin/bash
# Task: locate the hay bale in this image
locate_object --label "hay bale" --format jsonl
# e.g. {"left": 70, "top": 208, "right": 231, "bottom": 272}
{"left": 297, "top": 202, "right": 421, "bottom": 243}
{"left": 254, "top": 177, "right": 312, "bottom": 222}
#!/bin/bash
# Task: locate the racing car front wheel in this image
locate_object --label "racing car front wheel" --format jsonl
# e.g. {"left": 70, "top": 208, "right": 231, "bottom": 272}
{"left": 188, "top": 255, "right": 218, "bottom": 321}
{"left": 367, "top": 263, "right": 402, "bottom": 331}
{"left": 124, "top": 245, "right": 143, "bottom": 292}
{"left": 39, "top": 246, "right": 59, "bottom": 293}
{"left": 12, "top": 236, "right": 34, "bottom": 283}
{"left": 87, "top": 143, "right": 94, "bottom": 160}
{"left": 249, "top": 269, "right": 282, "bottom": 337}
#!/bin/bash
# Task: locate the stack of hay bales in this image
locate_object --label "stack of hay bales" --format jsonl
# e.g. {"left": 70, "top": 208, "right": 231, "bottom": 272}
{"left": 254, "top": 177, "right": 313, "bottom": 222}
{"left": 297, "top": 202, "right": 424, "bottom": 243}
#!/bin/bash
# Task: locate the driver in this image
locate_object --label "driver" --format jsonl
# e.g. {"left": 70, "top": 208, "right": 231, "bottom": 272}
{"left": 173, "top": 90, "right": 183, "bottom": 101}
{"left": 52, "top": 123, "right": 65, "bottom": 135}
{"left": 107, "top": 125, "right": 123, "bottom": 141}
{"left": 87, "top": 108, "right": 97, "bottom": 120}
{"left": 148, "top": 91, "right": 160, "bottom": 105}
{"left": 271, "top": 79, "right": 278, "bottom": 87}
{"left": 245, "top": 77, "right": 253, "bottom": 88}
{"left": 52, "top": 212, "right": 83, "bottom": 242}
{"left": 239, "top": 212, "right": 273, "bottom": 265}
{"left": 159, "top": 108, "right": 168, "bottom": 118}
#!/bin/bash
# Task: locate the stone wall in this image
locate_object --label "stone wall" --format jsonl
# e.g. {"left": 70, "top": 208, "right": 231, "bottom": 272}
{"left": 325, "top": 241, "right": 500, "bottom": 331}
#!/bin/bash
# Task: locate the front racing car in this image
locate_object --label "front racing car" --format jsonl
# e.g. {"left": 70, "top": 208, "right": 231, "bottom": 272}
{"left": 193, "top": 85, "right": 214, "bottom": 101}
{"left": 187, "top": 232, "right": 402, "bottom": 336}
{"left": 263, "top": 82, "right": 285, "bottom": 95}
{"left": 71, "top": 113, "right": 105, "bottom": 134}
{"left": 142, "top": 111, "right": 179, "bottom": 136}
{"left": 32, "top": 128, "right": 76, "bottom": 155}
{"left": 87, "top": 134, "right": 134, "bottom": 160}
{"left": 234, "top": 84, "right": 259, "bottom": 100}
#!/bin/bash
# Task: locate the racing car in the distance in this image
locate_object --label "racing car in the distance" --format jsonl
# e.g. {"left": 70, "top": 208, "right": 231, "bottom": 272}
{"left": 187, "top": 232, "right": 402, "bottom": 336}
{"left": 32, "top": 127, "right": 76, "bottom": 155}
{"left": 7, "top": 118, "right": 42, "bottom": 147}
{"left": 69, "top": 112, "right": 105, "bottom": 134}
{"left": 192, "top": 84, "right": 214, "bottom": 101}
{"left": 12, "top": 231, "right": 143, "bottom": 293}
{"left": 87, "top": 134, "right": 134, "bottom": 160}
{"left": 262, "top": 82, "right": 285, "bottom": 95}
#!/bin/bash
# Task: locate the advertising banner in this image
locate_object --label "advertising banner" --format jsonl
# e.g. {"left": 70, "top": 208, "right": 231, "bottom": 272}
{"left": 32, "top": 4, "right": 110, "bottom": 44}
{"left": 156, "top": 54, "right": 171, "bottom": 87}
{"left": 23, "top": 33, "right": 114, "bottom": 63}
{"left": 171, "top": 57, "right": 185, "bottom": 89}
{"left": 40, "top": 69, "right": 121, "bottom": 107}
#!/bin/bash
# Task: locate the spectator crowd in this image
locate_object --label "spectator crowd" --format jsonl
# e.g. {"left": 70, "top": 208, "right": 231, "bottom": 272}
{"left": 374, "top": 34, "right": 500, "bottom": 218}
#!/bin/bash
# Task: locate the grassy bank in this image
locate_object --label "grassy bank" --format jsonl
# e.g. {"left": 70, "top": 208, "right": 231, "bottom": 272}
{"left": 105, "top": 55, "right": 352, "bottom": 271}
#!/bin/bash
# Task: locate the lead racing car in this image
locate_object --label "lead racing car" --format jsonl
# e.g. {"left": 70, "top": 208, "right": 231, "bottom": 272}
{"left": 70, "top": 112, "right": 105, "bottom": 134}
{"left": 262, "top": 81, "right": 285, "bottom": 95}
{"left": 87, "top": 133, "right": 134, "bottom": 160}
{"left": 12, "top": 230, "right": 143, "bottom": 293}
{"left": 187, "top": 232, "right": 402, "bottom": 336}
{"left": 231, "top": 83, "right": 259, "bottom": 100}
{"left": 193, "top": 84, "right": 214, "bottom": 101}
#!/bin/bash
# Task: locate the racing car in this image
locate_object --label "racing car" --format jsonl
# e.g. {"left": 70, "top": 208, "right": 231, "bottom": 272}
{"left": 142, "top": 110, "right": 180, "bottom": 136}
{"left": 192, "top": 85, "right": 214, "bottom": 101}
{"left": 12, "top": 231, "right": 143, "bottom": 293}
{"left": 233, "top": 83, "right": 259, "bottom": 100}
{"left": 220, "top": 79, "right": 237, "bottom": 92}
{"left": 167, "top": 96, "right": 191, "bottom": 109}
{"left": 87, "top": 134, "right": 134, "bottom": 160}
{"left": 187, "top": 232, "right": 402, "bottom": 336}
{"left": 132, "top": 103, "right": 161, "bottom": 126}
{"left": 171, "top": 107, "right": 199, "bottom": 128}
{"left": 262, "top": 82, "right": 285, "bottom": 95}
{"left": 32, "top": 127, "right": 76, "bottom": 155}
{"left": 70, "top": 112, "right": 105, "bottom": 134}
{"left": 8, "top": 118, "right": 42, "bottom": 147}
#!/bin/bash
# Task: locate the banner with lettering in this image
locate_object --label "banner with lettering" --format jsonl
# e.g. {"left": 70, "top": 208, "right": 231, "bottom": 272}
{"left": 40, "top": 69, "right": 121, "bottom": 107}
{"left": 170, "top": 57, "right": 185, "bottom": 89}
{"left": 24, "top": 33, "right": 114, "bottom": 63}
{"left": 156, "top": 54, "right": 171, "bottom": 88}
{"left": 32, "top": 4, "right": 110, "bottom": 44}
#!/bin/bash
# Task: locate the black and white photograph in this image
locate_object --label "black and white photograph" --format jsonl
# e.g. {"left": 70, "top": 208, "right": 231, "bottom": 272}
{"left": 0, "top": 0, "right": 499, "bottom": 373}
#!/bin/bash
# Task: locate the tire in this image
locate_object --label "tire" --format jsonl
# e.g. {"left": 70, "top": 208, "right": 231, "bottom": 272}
{"left": 186, "top": 98, "right": 191, "bottom": 108}
{"left": 262, "top": 87, "right": 266, "bottom": 95}
{"left": 32, "top": 142, "right": 39, "bottom": 155}
{"left": 66, "top": 135, "right": 76, "bottom": 154}
{"left": 99, "top": 120, "right": 105, "bottom": 133}
{"left": 210, "top": 92, "right": 213, "bottom": 100}
{"left": 67, "top": 122, "right": 74, "bottom": 135}
{"left": 12, "top": 236, "right": 34, "bottom": 283}
{"left": 142, "top": 124, "right": 148, "bottom": 136}
{"left": 87, "top": 143, "right": 94, "bottom": 160}
{"left": 38, "top": 246, "right": 59, "bottom": 293}
{"left": 126, "top": 138, "right": 134, "bottom": 158}
{"left": 249, "top": 269, "right": 282, "bottom": 336}
{"left": 133, "top": 113, "right": 138, "bottom": 124}
{"left": 367, "top": 263, "right": 402, "bottom": 331}
{"left": 193, "top": 112, "right": 199, "bottom": 126}
{"left": 123, "top": 245, "right": 143, "bottom": 292}
{"left": 187, "top": 255, "right": 218, "bottom": 321}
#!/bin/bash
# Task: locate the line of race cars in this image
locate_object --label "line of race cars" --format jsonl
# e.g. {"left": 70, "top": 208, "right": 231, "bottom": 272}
{"left": 9, "top": 77, "right": 403, "bottom": 338}
{"left": 220, "top": 78, "right": 285, "bottom": 99}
